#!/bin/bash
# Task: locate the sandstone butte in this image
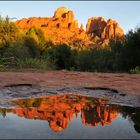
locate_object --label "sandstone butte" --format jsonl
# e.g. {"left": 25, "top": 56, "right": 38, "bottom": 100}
{"left": 3, "top": 95, "right": 119, "bottom": 132}
{"left": 86, "top": 17, "right": 125, "bottom": 45}
{"left": 16, "top": 7, "right": 125, "bottom": 48}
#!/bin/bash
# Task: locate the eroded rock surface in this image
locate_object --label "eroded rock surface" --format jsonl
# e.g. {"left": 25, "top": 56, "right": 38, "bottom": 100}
{"left": 16, "top": 7, "right": 78, "bottom": 30}
{"left": 16, "top": 7, "right": 124, "bottom": 47}
{"left": 16, "top": 7, "right": 91, "bottom": 47}
{"left": 86, "top": 17, "right": 124, "bottom": 45}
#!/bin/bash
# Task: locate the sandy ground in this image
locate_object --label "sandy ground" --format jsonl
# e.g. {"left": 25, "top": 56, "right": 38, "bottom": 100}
{"left": 0, "top": 70, "right": 140, "bottom": 96}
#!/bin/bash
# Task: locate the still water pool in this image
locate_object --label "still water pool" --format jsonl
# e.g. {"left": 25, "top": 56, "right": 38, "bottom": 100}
{"left": 0, "top": 94, "right": 140, "bottom": 139}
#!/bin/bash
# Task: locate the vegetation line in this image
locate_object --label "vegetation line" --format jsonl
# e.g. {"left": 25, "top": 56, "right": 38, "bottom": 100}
{"left": 0, "top": 16, "right": 140, "bottom": 73}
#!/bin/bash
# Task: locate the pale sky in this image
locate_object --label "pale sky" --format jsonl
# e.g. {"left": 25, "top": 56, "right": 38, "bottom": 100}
{"left": 0, "top": 1, "right": 140, "bottom": 33}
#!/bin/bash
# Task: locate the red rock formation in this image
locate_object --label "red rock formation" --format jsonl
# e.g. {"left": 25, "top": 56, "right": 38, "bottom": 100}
{"left": 101, "top": 19, "right": 124, "bottom": 40}
{"left": 16, "top": 17, "right": 51, "bottom": 29}
{"left": 16, "top": 7, "right": 124, "bottom": 47}
{"left": 86, "top": 17, "right": 107, "bottom": 37}
{"left": 53, "top": 7, "right": 69, "bottom": 19}
{"left": 15, "top": 7, "right": 92, "bottom": 47}
{"left": 16, "top": 7, "right": 78, "bottom": 30}
{"left": 86, "top": 17, "right": 124, "bottom": 45}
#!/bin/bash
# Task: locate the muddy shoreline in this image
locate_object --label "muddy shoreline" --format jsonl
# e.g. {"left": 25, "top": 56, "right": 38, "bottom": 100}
{"left": 0, "top": 70, "right": 140, "bottom": 107}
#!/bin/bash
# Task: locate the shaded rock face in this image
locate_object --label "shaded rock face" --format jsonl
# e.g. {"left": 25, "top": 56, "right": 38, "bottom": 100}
{"left": 86, "top": 17, "right": 124, "bottom": 44}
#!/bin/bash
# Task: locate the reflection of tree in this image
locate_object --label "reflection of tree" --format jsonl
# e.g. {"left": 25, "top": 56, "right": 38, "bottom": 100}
{"left": 132, "top": 112, "right": 140, "bottom": 134}
{"left": 14, "top": 98, "right": 42, "bottom": 108}
{"left": 0, "top": 108, "right": 7, "bottom": 118}
{"left": 0, "top": 108, "right": 12, "bottom": 118}
{"left": 32, "top": 98, "right": 42, "bottom": 107}
{"left": 121, "top": 107, "right": 140, "bottom": 134}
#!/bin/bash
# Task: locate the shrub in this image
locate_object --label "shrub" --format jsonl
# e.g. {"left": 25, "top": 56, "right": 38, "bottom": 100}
{"left": 15, "top": 58, "right": 55, "bottom": 70}
{"left": 26, "top": 27, "right": 46, "bottom": 51}
{"left": 130, "top": 66, "right": 140, "bottom": 74}
{"left": 24, "top": 36, "right": 41, "bottom": 58}
{"left": 75, "top": 50, "right": 94, "bottom": 71}
{"left": 3, "top": 44, "right": 31, "bottom": 59}
{"left": 45, "top": 44, "right": 75, "bottom": 69}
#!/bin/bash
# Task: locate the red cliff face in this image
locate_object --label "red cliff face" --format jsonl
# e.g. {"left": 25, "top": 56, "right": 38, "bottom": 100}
{"left": 86, "top": 17, "right": 124, "bottom": 45}
{"left": 16, "top": 7, "right": 124, "bottom": 47}
{"left": 16, "top": 7, "right": 78, "bottom": 30}
{"left": 9, "top": 95, "right": 119, "bottom": 132}
{"left": 16, "top": 7, "right": 91, "bottom": 47}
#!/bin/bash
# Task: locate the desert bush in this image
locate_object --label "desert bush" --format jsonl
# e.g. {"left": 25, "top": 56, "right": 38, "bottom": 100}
{"left": 15, "top": 58, "right": 55, "bottom": 70}
{"left": 24, "top": 36, "right": 41, "bottom": 58}
{"left": 130, "top": 66, "right": 140, "bottom": 74}
{"left": 3, "top": 43, "right": 31, "bottom": 59}
{"left": 75, "top": 50, "right": 94, "bottom": 71}
{"left": 26, "top": 27, "right": 46, "bottom": 50}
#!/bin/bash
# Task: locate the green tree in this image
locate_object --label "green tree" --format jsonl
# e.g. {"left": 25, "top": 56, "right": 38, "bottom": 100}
{"left": 26, "top": 27, "right": 46, "bottom": 51}
{"left": 45, "top": 44, "right": 75, "bottom": 69}
{"left": 123, "top": 28, "right": 140, "bottom": 70}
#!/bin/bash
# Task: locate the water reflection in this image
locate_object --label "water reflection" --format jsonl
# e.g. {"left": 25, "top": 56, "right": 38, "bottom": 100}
{"left": 0, "top": 94, "right": 140, "bottom": 134}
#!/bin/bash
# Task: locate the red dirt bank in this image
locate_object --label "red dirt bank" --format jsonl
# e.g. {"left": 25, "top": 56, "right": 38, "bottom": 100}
{"left": 0, "top": 71, "right": 140, "bottom": 96}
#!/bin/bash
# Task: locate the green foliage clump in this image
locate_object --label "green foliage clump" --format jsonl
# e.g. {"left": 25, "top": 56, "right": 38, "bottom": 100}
{"left": 15, "top": 58, "right": 55, "bottom": 70}
{"left": 44, "top": 44, "right": 76, "bottom": 70}
{"left": 130, "top": 66, "right": 140, "bottom": 74}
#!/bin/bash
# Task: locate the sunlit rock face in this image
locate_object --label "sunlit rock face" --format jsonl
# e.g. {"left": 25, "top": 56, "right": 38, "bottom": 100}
{"left": 6, "top": 95, "right": 120, "bottom": 132}
{"left": 86, "top": 17, "right": 124, "bottom": 45}
{"left": 86, "top": 17, "right": 107, "bottom": 37}
{"left": 16, "top": 7, "right": 78, "bottom": 30}
{"left": 54, "top": 7, "right": 70, "bottom": 18}
{"left": 16, "top": 7, "right": 125, "bottom": 47}
{"left": 16, "top": 7, "right": 91, "bottom": 47}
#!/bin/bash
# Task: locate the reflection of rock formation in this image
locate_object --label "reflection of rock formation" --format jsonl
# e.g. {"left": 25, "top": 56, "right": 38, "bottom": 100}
{"left": 81, "top": 105, "right": 119, "bottom": 126}
{"left": 1, "top": 95, "right": 120, "bottom": 132}
{"left": 1, "top": 96, "right": 140, "bottom": 135}
{"left": 9, "top": 95, "right": 120, "bottom": 131}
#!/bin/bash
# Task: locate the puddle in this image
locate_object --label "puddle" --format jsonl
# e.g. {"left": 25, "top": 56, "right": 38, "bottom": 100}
{"left": 0, "top": 94, "right": 140, "bottom": 139}
{"left": 84, "top": 87, "right": 119, "bottom": 93}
